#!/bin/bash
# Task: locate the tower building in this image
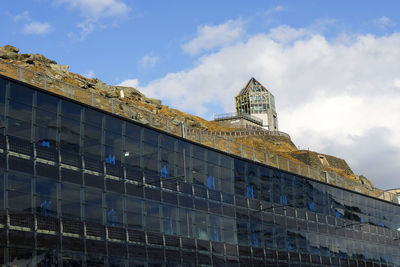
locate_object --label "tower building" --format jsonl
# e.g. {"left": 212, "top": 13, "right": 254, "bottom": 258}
{"left": 235, "top": 77, "right": 278, "bottom": 130}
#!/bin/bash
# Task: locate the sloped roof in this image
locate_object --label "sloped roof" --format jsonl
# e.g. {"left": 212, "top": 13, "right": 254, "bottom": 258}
{"left": 236, "top": 77, "right": 269, "bottom": 97}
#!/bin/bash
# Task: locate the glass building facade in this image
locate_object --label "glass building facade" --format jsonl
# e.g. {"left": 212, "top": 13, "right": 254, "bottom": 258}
{"left": 0, "top": 74, "right": 399, "bottom": 266}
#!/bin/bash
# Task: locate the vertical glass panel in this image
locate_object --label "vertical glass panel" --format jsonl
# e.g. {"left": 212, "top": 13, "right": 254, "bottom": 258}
{"left": 237, "top": 219, "right": 249, "bottom": 245}
{"left": 192, "top": 158, "right": 205, "bottom": 185}
{"left": 84, "top": 124, "right": 102, "bottom": 158}
{"left": 61, "top": 100, "right": 81, "bottom": 121}
{"left": 234, "top": 159, "right": 245, "bottom": 196}
{"left": 0, "top": 78, "right": 6, "bottom": 119}
{"left": 35, "top": 125, "right": 57, "bottom": 148}
{"left": 106, "top": 192, "right": 123, "bottom": 226}
{"left": 160, "top": 147, "right": 174, "bottom": 178}
{"left": 143, "top": 128, "right": 159, "bottom": 144}
{"left": 85, "top": 188, "right": 103, "bottom": 222}
{"left": 9, "top": 83, "right": 33, "bottom": 105}
{"left": 194, "top": 212, "right": 208, "bottom": 240}
{"left": 61, "top": 182, "right": 81, "bottom": 219}
{"left": 250, "top": 219, "right": 262, "bottom": 247}
{"left": 176, "top": 141, "right": 190, "bottom": 181}
{"left": 206, "top": 163, "right": 218, "bottom": 191}
{"left": 163, "top": 206, "right": 177, "bottom": 235}
{"left": 35, "top": 177, "right": 58, "bottom": 216}
{"left": 8, "top": 173, "right": 32, "bottom": 212}
{"left": 260, "top": 168, "right": 271, "bottom": 202}
{"left": 105, "top": 115, "right": 122, "bottom": 134}
{"left": 209, "top": 215, "right": 221, "bottom": 242}
{"left": 0, "top": 171, "right": 4, "bottom": 210}
{"left": 160, "top": 134, "right": 175, "bottom": 151}
{"left": 60, "top": 116, "right": 80, "bottom": 152}
{"left": 247, "top": 164, "right": 258, "bottom": 199}
{"left": 145, "top": 201, "right": 160, "bottom": 232}
{"left": 8, "top": 100, "right": 32, "bottom": 121}
{"left": 126, "top": 197, "right": 143, "bottom": 229}
{"left": 7, "top": 117, "right": 31, "bottom": 140}
{"left": 125, "top": 123, "right": 141, "bottom": 140}
{"left": 37, "top": 92, "right": 59, "bottom": 112}
{"left": 125, "top": 136, "right": 140, "bottom": 167}
{"left": 178, "top": 208, "right": 192, "bottom": 237}
{"left": 143, "top": 143, "right": 158, "bottom": 172}
{"left": 84, "top": 108, "right": 103, "bottom": 127}
{"left": 222, "top": 217, "right": 236, "bottom": 244}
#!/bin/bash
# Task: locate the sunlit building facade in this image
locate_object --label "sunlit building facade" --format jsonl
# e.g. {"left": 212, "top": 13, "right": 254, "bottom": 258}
{"left": 0, "top": 74, "right": 399, "bottom": 266}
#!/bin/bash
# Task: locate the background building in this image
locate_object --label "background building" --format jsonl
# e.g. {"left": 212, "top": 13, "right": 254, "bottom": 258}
{"left": 235, "top": 78, "right": 278, "bottom": 130}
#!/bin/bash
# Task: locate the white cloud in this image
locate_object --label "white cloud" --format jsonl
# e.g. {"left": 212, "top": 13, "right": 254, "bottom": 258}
{"left": 182, "top": 19, "right": 244, "bottom": 55}
{"left": 139, "top": 54, "right": 160, "bottom": 69}
{"left": 13, "top": 10, "right": 30, "bottom": 22}
{"left": 118, "top": 78, "right": 139, "bottom": 88}
{"left": 84, "top": 70, "right": 95, "bottom": 78}
{"left": 122, "top": 24, "right": 400, "bottom": 189}
{"left": 375, "top": 16, "right": 395, "bottom": 28}
{"left": 57, "top": 0, "right": 131, "bottom": 39}
{"left": 264, "top": 5, "right": 285, "bottom": 16}
{"left": 22, "top": 21, "right": 52, "bottom": 35}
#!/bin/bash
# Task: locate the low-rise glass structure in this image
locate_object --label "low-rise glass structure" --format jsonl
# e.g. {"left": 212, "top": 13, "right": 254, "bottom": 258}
{"left": 0, "top": 74, "right": 399, "bottom": 266}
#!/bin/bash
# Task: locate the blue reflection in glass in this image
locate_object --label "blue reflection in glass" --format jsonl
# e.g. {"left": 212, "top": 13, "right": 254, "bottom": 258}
{"left": 40, "top": 200, "right": 52, "bottom": 216}
{"left": 247, "top": 184, "right": 254, "bottom": 199}
{"left": 250, "top": 224, "right": 258, "bottom": 246}
{"left": 108, "top": 208, "right": 117, "bottom": 226}
{"left": 335, "top": 209, "right": 342, "bottom": 218}
{"left": 39, "top": 140, "right": 50, "bottom": 148}
{"left": 161, "top": 165, "right": 169, "bottom": 178}
{"left": 309, "top": 201, "right": 315, "bottom": 212}
{"left": 280, "top": 195, "right": 287, "bottom": 205}
{"left": 211, "top": 225, "right": 220, "bottom": 241}
{"left": 164, "top": 217, "right": 173, "bottom": 235}
{"left": 207, "top": 175, "right": 215, "bottom": 190}
{"left": 106, "top": 153, "right": 115, "bottom": 165}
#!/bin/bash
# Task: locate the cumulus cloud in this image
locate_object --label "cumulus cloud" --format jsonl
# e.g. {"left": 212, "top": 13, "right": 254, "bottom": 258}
{"left": 182, "top": 19, "right": 244, "bottom": 55}
{"left": 122, "top": 24, "right": 400, "bottom": 189}
{"left": 139, "top": 54, "right": 160, "bottom": 69}
{"left": 118, "top": 78, "right": 139, "bottom": 88}
{"left": 22, "top": 21, "right": 52, "bottom": 35}
{"left": 58, "top": 0, "right": 131, "bottom": 39}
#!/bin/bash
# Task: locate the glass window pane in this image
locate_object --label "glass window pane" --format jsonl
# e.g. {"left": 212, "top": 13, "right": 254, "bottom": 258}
{"left": 61, "top": 101, "right": 81, "bottom": 121}
{"left": 9, "top": 82, "right": 33, "bottom": 105}
{"left": 37, "top": 92, "right": 59, "bottom": 112}
{"left": 0, "top": 78, "right": 6, "bottom": 119}
{"left": 61, "top": 183, "right": 81, "bottom": 218}
{"left": 8, "top": 100, "right": 32, "bottom": 121}
{"left": 125, "top": 136, "right": 140, "bottom": 167}
{"left": 85, "top": 188, "right": 103, "bottom": 222}
{"left": 105, "top": 115, "right": 122, "bottom": 134}
{"left": 143, "top": 143, "right": 158, "bottom": 172}
{"left": 84, "top": 108, "right": 103, "bottom": 127}
{"left": 35, "top": 177, "right": 58, "bottom": 216}
{"left": 60, "top": 117, "right": 80, "bottom": 152}
{"left": 126, "top": 197, "right": 143, "bottom": 229}
{"left": 106, "top": 192, "right": 123, "bottom": 226}
{"left": 8, "top": 117, "right": 31, "bottom": 140}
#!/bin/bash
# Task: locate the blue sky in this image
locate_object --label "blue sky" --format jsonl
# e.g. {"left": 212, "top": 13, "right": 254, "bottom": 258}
{"left": 2, "top": 0, "right": 400, "bottom": 190}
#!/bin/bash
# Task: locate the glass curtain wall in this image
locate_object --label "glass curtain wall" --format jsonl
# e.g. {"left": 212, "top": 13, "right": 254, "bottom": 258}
{"left": 0, "top": 76, "right": 399, "bottom": 266}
